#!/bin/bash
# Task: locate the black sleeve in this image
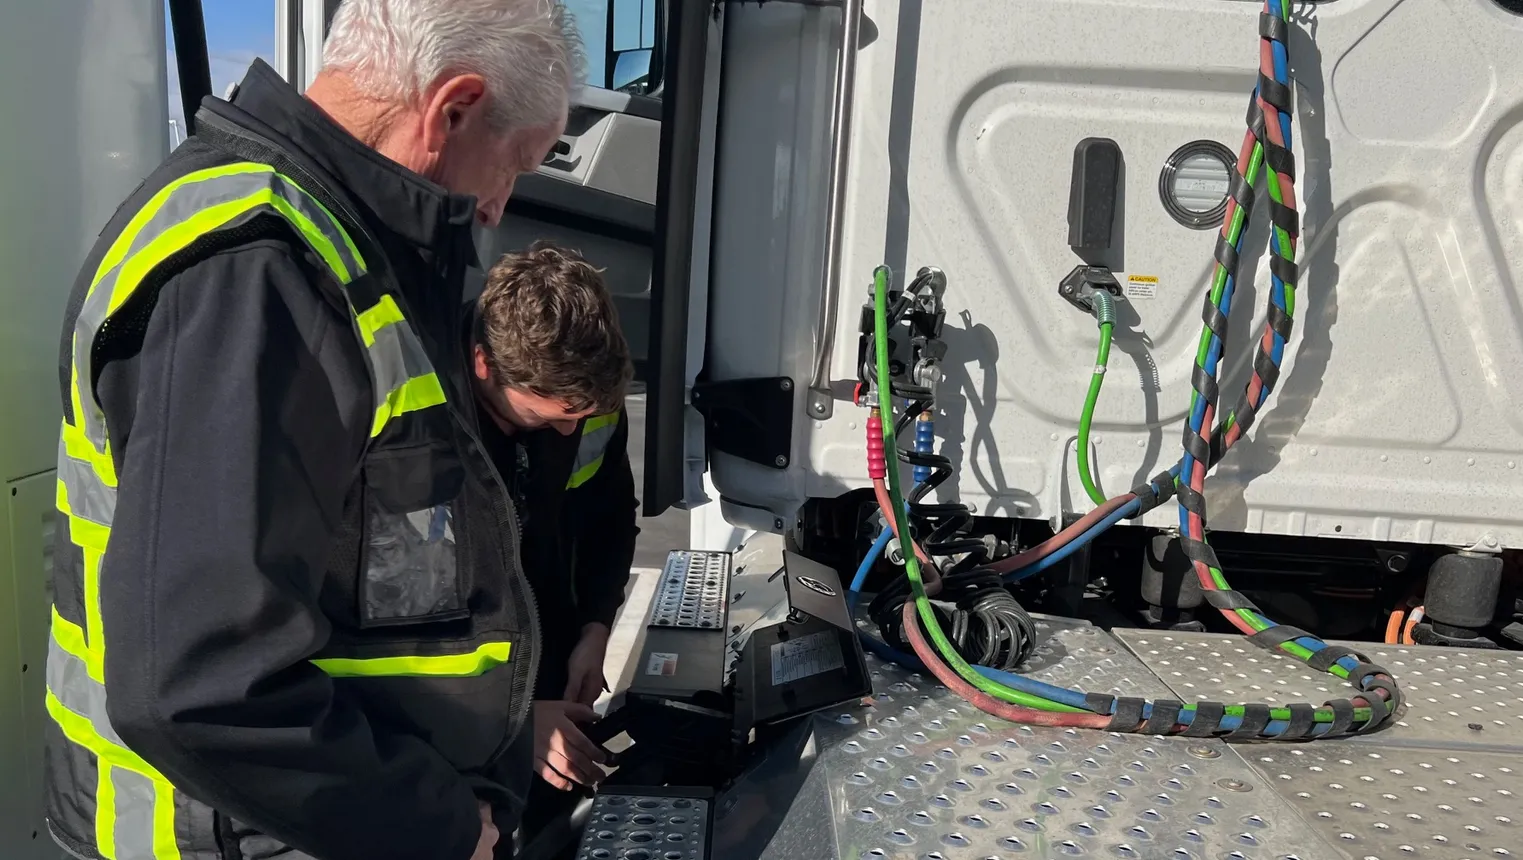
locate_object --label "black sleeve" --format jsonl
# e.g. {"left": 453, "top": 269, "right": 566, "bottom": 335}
{"left": 100, "top": 246, "right": 482, "bottom": 860}
{"left": 569, "top": 408, "right": 641, "bottom": 629}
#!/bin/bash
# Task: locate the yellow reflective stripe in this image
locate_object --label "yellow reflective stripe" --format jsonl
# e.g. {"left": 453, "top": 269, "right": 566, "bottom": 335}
{"left": 370, "top": 373, "right": 448, "bottom": 438}
{"left": 565, "top": 454, "right": 606, "bottom": 490}
{"left": 583, "top": 412, "right": 619, "bottom": 435}
{"left": 83, "top": 547, "right": 106, "bottom": 677}
{"left": 57, "top": 482, "right": 111, "bottom": 555}
{"left": 109, "top": 192, "right": 342, "bottom": 318}
{"left": 52, "top": 607, "right": 102, "bottom": 684}
{"left": 88, "top": 163, "right": 274, "bottom": 294}
{"left": 45, "top": 691, "right": 166, "bottom": 778}
{"left": 153, "top": 779, "right": 180, "bottom": 860}
{"left": 313, "top": 642, "right": 512, "bottom": 678}
{"left": 62, "top": 417, "right": 116, "bottom": 488}
{"left": 355, "top": 294, "right": 406, "bottom": 347}
{"left": 48, "top": 692, "right": 182, "bottom": 860}
{"left": 97, "top": 762, "right": 117, "bottom": 860}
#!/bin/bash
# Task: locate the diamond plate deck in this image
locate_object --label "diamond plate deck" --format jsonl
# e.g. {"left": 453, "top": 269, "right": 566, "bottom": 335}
{"left": 1114, "top": 629, "right": 1523, "bottom": 751}
{"left": 816, "top": 630, "right": 1336, "bottom": 859}
{"left": 1234, "top": 742, "right": 1521, "bottom": 858}
{"left": 574, "top": 793, "right": 709, "bottom": 860}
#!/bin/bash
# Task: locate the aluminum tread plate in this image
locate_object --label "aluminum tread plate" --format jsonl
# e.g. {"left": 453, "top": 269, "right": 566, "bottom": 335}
{"left": 818, "top": 627, "right": 1334, "bottom": 858}
{"left": 1113, "top": 629, "right": 1523, "bottom": 751}
{"left": 1233, "top": 742, "right": 1521, "bottom": 859}
{"left": 574, "top": 793, "right": 709, "bottom": 860}
{"left": 649, "top": 550, "right": 730, "bottom": 629}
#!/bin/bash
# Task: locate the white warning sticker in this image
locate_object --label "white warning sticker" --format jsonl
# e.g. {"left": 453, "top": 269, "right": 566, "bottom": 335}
{"left": 645, "top": 652, "right": 679, "bottom": 676}
{"left": 1125, "top": 274, "right": 1159, "bottom": 300}
{"left": 770, "top": 631, "right": 845, "bottom": 686}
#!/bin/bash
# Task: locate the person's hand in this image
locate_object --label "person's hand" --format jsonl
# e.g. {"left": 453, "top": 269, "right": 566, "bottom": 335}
{"left": 563, "top": 623, "right": 611, "bottom": 707}
{"left": 533, "top": 700, "right": 608, "bottom": 791}
{"left": 469, "top": 800, "right": 498, "bottom": 860}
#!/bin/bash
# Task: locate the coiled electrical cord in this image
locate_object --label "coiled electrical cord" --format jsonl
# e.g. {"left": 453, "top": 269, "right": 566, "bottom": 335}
{"left": 868, "top": 567, "right": 1038, "bottom": 671}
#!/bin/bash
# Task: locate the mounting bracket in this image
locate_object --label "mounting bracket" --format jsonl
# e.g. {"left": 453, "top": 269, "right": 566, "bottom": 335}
{"left": 691, "top": 376, "right": 796, "bottom": 470}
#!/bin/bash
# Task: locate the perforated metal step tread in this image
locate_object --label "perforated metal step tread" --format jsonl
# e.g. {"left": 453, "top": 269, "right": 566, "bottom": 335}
{"left": 648, "top": 550, "right": 731, "bottom": 629}
{"left": 1114, "top": 629, "right": 1523, "bottom": 751}
{"left": 575, "top": 793, "right": 709, "bottom": 860}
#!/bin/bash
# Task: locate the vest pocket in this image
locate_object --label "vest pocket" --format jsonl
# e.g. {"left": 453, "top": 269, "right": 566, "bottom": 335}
{"left": 360, "top": 441, "right": 470, "bottom": 627}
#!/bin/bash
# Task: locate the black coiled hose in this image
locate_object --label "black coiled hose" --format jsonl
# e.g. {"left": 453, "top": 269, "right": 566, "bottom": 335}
{"left": 868, "top": 569, "right": 1039, "bottom": 672}
{"left": 861, "top": 269, "right": 1037, "bottom": 670}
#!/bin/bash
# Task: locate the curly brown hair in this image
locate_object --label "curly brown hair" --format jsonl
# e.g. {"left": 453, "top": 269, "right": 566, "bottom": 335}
{"left": 475, "top": 241, "right": 632, "bottom": 415}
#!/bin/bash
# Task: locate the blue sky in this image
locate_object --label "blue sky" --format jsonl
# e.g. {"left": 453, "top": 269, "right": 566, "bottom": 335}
{"left": 166, "top": 0, "right": 641, "bottom": 132}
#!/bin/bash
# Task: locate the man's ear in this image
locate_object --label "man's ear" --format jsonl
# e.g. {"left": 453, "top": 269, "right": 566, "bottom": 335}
{"left": 472, "top": 345, "right": 492, "bottom": 381}
{"left": 422, "top": 73, "right": 489, "bottom": 153}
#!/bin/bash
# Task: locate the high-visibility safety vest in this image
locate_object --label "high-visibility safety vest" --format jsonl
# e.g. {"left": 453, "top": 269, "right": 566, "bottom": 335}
{"left": 46, "top": 155, "right": 538, "bottom": 859}
{"left": 565, "top": 411, "right": 621, "bottom": 490}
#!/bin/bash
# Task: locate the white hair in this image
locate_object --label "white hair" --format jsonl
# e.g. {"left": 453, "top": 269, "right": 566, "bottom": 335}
{"left": 322, "top": 0, "right": 584, "bottom": 132}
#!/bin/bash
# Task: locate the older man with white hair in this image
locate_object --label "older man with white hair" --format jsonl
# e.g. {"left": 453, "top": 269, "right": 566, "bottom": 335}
{"left": 43, "top": 3, "right": 582, "bottom": 859}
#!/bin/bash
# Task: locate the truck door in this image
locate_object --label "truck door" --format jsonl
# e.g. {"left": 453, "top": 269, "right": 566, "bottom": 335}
{"left": 275, "top": 0, "right": 708, "bottom": 518}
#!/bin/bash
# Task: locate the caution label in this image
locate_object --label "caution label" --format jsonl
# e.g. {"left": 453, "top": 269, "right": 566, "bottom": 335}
{"left": 645, "top": 652, "right": 679, "bottom": 676}
{"left": 1125, "top": 274, "right": 1159, "bottom": 300}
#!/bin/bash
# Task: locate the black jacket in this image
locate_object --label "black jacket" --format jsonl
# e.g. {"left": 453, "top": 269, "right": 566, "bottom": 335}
{"left": 479, "top": 407, "right": 639, "bottom": 695}
{"left": 45, "top": 60, "right": 539, "bottom": 860}
{"left": 462, "top": 297, "right": 641, "bottom": 671}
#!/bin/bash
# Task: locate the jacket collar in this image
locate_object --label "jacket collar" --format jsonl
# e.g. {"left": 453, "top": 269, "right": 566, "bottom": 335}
{"left": 226, "top": 59, "right": 479, "bottom": 253}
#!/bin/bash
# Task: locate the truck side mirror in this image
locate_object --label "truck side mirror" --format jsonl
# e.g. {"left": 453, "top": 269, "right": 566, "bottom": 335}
{"left": 609, "top": 47, "right": 654, "bottom": 94}
{"left": 600, "top": 0, "right": 664, "bottom": 96}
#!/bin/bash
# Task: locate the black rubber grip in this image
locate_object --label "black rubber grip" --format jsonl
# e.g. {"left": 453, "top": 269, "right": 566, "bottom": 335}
{"left": 1228, "top": 170, "right": 1255, "bottom": 211}
{"left": 1258, "top": 11, "right": 1289, "bottom": 43}
{"left": 1269, "top": 253, "right": 1299, "bottom": 285}
{"left": 1307, "top": 644, "right": 1361, "bottom": 673}
{"left": 1268, "top": 198, "right": 1299, "bottom": 237}
{"left": 1108, "top": 697, "right": 1147, "bottom": 731}
{"left": 1227, "top": 703, "right": 1272, "bottom": 739}
{"left": 1143, "top": 700, "right": 1184, "bottom": 735}
{"left": 1084, "top": 692, "right": 1118, "bottom": 716}
{"left": 1327, "top": 699, "right": 1356, "bottom": 736}
{"left": 1181, "top": 701, "right": 1226, "bottom": 737}
{"left": 1266, "top": 303, "right": 1293, "bottom": 340}
{"left": 1258, "top": 74, "right": 1293, "bottom": 114}
{"left": 1285, "top": 703, "right": 1317, "bottom": 739}
{"left": 1203, "top": 588, "right": 1259, "bottom": 612}
{"left": 1190, "top": 365, "right": 1221, "bottom": 409}
{"left": 1263, "top": 141, "right": 1296, "bottom": 178}
{"left": 1213, "top": 236, "right": 1241, "bottom": 274}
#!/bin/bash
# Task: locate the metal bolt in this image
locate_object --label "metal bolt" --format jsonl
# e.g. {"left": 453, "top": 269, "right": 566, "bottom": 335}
{"left": 1187, "top": 745, "right": 1220, "bottom": 760}
{"left": 774, "top": 517, "right": 785, "bottom": 531}
{"left": 813, "top": 401, "right": 828, "bottom": 415}
{"left": 780, "top": 379, "right": 793, "bottom": 391}
{"left": 1216, "top": 778, "right": 1251, "bottom": 792}
{"left": 775, "top": 455, "right": 789, "bottom": 467}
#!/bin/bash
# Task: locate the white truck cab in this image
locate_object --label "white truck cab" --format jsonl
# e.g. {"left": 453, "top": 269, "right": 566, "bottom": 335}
{"left": 5, "top": 1, "right": 1523, "bottom": 858}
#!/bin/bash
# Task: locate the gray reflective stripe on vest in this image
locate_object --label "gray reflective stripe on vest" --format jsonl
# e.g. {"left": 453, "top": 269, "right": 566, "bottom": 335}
{"left": 365, "top": 314, "right": 448, "bottom": 437}
{"left": 109, "top": 768, "right": 163, "bottom": 860}
{"left": 70, "top": 163, "right": 365, "bottom": 458}
{"left": 47, "top": 633, "right": 125, "bottom": 747}
{"left": 58, "top": 435, "right": 115, "bottom": 526}
{"left": 49, "top": 161, "right": 374, "bottom": 860}
{"left": 566, "top": 413, "right": 619, "bottom": 489}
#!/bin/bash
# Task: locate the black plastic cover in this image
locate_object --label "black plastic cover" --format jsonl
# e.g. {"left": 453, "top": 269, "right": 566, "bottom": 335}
{"left": 1067, "top": 138, "right": 1123, "bottom": 252}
